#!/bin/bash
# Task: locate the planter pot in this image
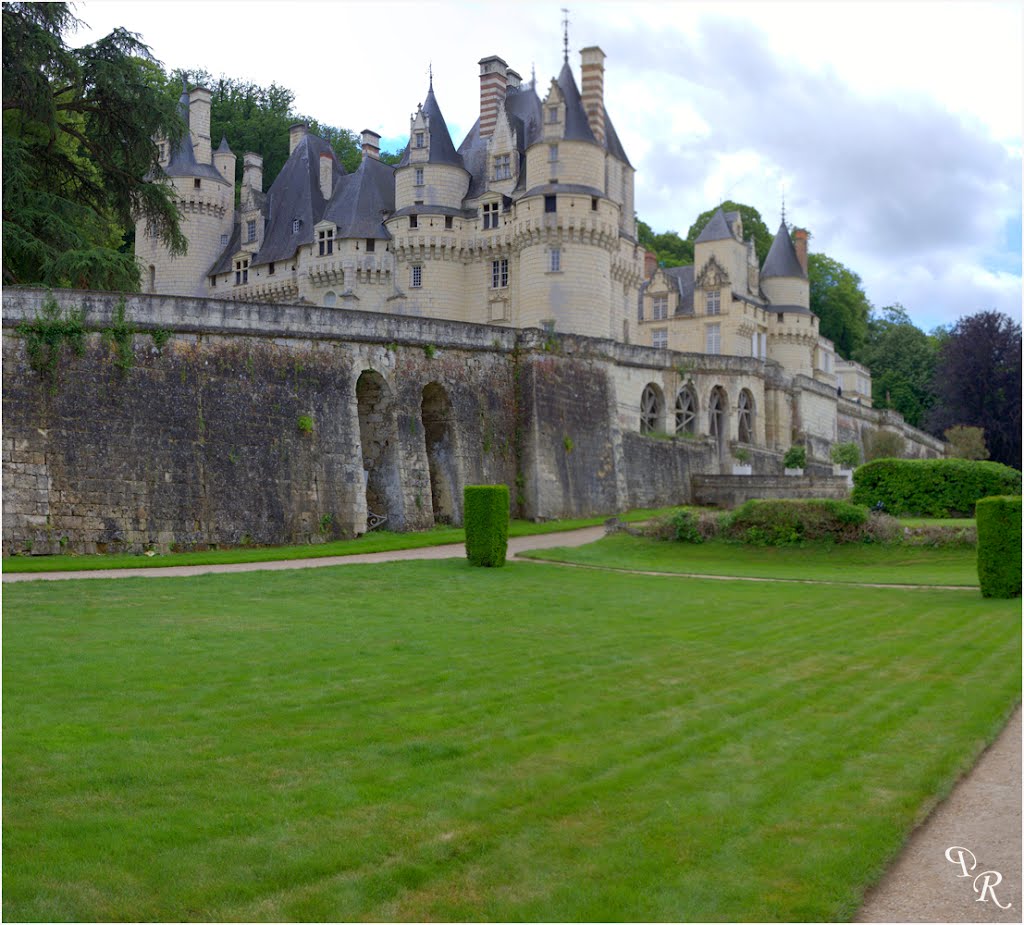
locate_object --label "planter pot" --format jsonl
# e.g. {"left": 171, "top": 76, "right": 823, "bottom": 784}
{"left": 784, "top": 467, "right": 804, "bottom": 476}
{"left": 833, "top": 465, "right": 854, "bottom": 484}
{"left": 732, "top": 464, "right": 753, "bottom": 475}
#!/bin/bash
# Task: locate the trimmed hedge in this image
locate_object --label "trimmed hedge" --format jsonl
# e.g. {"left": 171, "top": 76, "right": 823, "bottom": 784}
{"left": 976, "top": 496, "right": 1022, "bottom": 598}
{"left": 851, "top": 458, "right": 1022, "bottom": 517}
{"left": 725, "top": 499, "right": 869, "bottom": 546}
{"left": 464, "top": 485, "right": 510, "bottom": 567}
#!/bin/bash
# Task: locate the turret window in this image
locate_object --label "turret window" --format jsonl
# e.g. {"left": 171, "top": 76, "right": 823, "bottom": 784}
{"left": 194, "top": 178, "right": 201, "bottom": 189}
{"left": 411, "top": 265, "right": 422, "bottom": 288}
{"left": 653, "top": 296, "right": 668, "bottom": 320}
{"left": 544, "top": 195, "right": 556, "bottom": 213}
{"left": 415, "top": 132, "right": 425, "bottom": 148}
{"left": 220, "top": 233, "right": 228, "bottom": 247}
{"left": 548, "top": 106, "right": 559, "bottom": 124}
{"left": 548, "top": 144, "right": 559, "bottom": 163}
{"left": 318, "top": 228, "right": 334, "bottom": 256}
{"left": 549, "top": 247, "right": 561, "bottom": 272}
{"left": 444, "top": 216, "right": 453, "bottom": 229}
{"left": 482, "top": 202, "right": 499, "bottom": 230}
{"left": 494, "top": 154, "right": 511, "bottom": 180}
{"left": 491, "top": 258, "right": 508, "bottom": 289}
{"left": 409, "top": 215, "right": 418, "bottom": 229}
{"left": 247, "top": 219, "right": 256, "bottom": 243}
{"left": 414, "top": 167, "right": 424, "bottom": 186}
{"left": 706, "top": 290, "right": 721, "bottom": 315}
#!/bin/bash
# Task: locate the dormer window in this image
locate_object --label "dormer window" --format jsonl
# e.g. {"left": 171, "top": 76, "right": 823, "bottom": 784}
{"left": 548, "top": 106, "right": 559, "bottom": 123}
{"left": 415, "top": 132, "right": 425, "bottom": 148}
{"left": 482, "top": 202, "right": 499, "bottom": 230}
{"left": 292, "top": 218, "right": 301, "bottom": 234}
{"left": 706, "top": 290, "right": 721, "bottom": 315}
{"left": 318, "top": 228, "right": 334, "bottom": 256}
{"left": 494, "top": 154, "right": 511, "bottom": 180}
{"left": 234, "top": 258, "right": 249, "bottom": 286}
{"left": 247, "top": 219, "right": 256, "bottom": 243}
{"left": 653, "top": 296, "right": 668, "bottom": 320}
{"left": 366, "top": 239, "right": 375, "bottom": 252}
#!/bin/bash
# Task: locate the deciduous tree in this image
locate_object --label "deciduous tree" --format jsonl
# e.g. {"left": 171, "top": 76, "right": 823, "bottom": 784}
{"left": 686, "top": 201, "right": 773, "bottom": 265}
{"left": 807, "top": 253, "right": 871, "bottom": 358}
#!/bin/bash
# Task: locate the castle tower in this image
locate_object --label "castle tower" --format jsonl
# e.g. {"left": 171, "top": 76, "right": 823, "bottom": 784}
{"left": 761, "top": 221, "right": 817, "bottom": 376}
{"left": 135, "top": 83, "right": 234, "bottom": 297}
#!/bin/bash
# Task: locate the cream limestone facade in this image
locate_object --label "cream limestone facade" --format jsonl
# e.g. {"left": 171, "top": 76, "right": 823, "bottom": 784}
{"left": 138, "top": 43, "right": 937, "bottom": 466}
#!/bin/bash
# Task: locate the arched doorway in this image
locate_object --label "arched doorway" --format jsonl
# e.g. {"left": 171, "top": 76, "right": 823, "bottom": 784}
{"left": 356, "top": 370, "right": 402, "bottom": 530}
{"left": 421, "top": 383, "right": 459, "bottom": 524}
{"left": 675, "top": 386, "right": 697, "bottom": 435}
{"left": 709, "top": 386, "right": 729, "bottom": 460}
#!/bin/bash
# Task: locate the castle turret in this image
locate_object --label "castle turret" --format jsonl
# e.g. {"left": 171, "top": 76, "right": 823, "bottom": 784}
{"left": 213, "top": 135, "right": 235, "bottom": 186}
{"left": 762, "top": 221, "right": 817, "bottom": 376}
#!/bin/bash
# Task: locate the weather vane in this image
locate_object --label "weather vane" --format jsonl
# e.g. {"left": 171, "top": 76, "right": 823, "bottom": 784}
{"left": 562, "top": 8, "right": 570, "bottom": 63}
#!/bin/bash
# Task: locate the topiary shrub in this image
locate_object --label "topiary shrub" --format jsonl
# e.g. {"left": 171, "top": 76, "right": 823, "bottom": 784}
{"left": 830, "top": 442, "right": 861, "bottom": 468}
{"left": 464, "top": 485, "right": 510, "bottom": 567}
{"left": 725, "top": 498, "right": 869, "bottom": 546}
{"left": 976, "top": 496, "right": 1021, "bottom": 598}
{"left": 783, "top": 445, "right": 806, "bottom": 470}
{"left": 851, "top": 458, "right": 1022, "bottom": 517}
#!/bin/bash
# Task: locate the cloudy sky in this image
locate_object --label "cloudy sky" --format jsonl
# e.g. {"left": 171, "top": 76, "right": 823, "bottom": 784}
{"left": 74, "top": 0, "right": 1022, "bottom": 331}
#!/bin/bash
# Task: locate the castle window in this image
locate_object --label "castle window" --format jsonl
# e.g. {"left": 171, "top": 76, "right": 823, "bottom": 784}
{"left": 675, "top": 387, "right": 697, "bottom": 435}
{"left": 706, "top": 290, "right": 721, "bottom": 315}
{"left": 268, "top": 262, "right": 275, "bottom": 275}
{"left": 247, "top": 219, "right": 256, "bottom": 243}
{"left": 706, "top": 322, "right": 721, "bottom": 354}
{"left": 549, "top": 247, "right": 561, "bottom": 272}
{"left": 409, "top": 214, "right": 418, "bottom": 229}
{"left": 444, "top": 216, "right": 453, "bottom": 230}
{"left": 653, "top": 296, "right": 668, "bottom": 320}
{"left": 541, "top": 320, "right": 555, "bottom": 334}
{"left": 482, "top": 202, "right": 499, "bottom": 230}
{"left": 548, "top": 144, "right": 558, "bottom": 163}
{"left": 292, "top": 219, "right": 301, "bottom": 234}
{"left": 194, "top": 178, "right": 201, "bottom": 189}
{"left": 491, "top": 258, "right": 508, "bottom": 289}
{"left": 366, "top": 238, "right": 375, "bottom": 252}
{"left": 652, "top": 328, "right": 668, "bottom": 350}
{"left": 548, "top": 106, "right": 558, "bottom": 124}
{"left": 640, "top": 384, "right": 663, "bottom": 435}
{"left": 415, "top": 131, "right": 425, "bottom": 148}
{"left": 544, "top": 195, "right": 556, "bottom": 213}
{"left": 220, "top": 233, "right": 228, "bottom": 247}
{"left": 494, "top": 154, "right": 511, "bottom": 180}
{"left": 411, "top": 265, "right": 422, "bottom": 288}
{"left": 415, "top": 167, "right": 424, "bottom": 186}
{"left": 234, "top": 258, "right": 249, "bottom": 286}
{"left": 591, "top": 197, "right": 598, "bottom": 211}
{"left": 318, "top": 228, "right": 334, "bottom": 256}
{"left": 738, "top": 390, "right": 754, "bottom": 443}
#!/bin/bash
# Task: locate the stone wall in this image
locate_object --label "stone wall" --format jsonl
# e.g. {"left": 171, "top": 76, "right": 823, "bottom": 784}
{"left": 691, "top": 474, "right": 852, "bottom": 508}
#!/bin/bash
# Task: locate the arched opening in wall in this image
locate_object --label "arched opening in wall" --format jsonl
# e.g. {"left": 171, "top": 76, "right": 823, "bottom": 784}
{"left": 421, "top": 383, "right": 459, "bottom": 524}
{"left": 356, "top": 370, "right": 402, "bottom": 530}
{"left": 709, "top": 386, "right": 729, "bottom": 459}
{"left": 148, "top": 265, "right": 156, "bottom": 293}
{"left": 738, "top": 390, "right": 755, "bottom": 444}
{"left": 323, "top": 291, "right": 337, "bottom": 307}
{"left": 640, "top": 383, "right": 664, "bottom": 435}
{"left": 675, "top": 386, "right": 697, "bottom": 435}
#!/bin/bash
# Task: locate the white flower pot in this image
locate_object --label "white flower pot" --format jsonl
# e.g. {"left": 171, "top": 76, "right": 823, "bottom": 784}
{"left": 732, "top": 464, "right": 752, "bottom": 475}
{"left": 784, "top": 467, "right": 804, "bottom": 476}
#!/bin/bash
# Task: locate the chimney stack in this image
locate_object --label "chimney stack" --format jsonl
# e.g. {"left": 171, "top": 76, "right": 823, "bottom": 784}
{"left": 188, "top": 86, "right": 213, "bottom": 164}
{"left": 580, "top": 46, "right": 606, "bottom": 146}
{"left": 506, "top": 68, "right": 522, "bottom": 90}
{"left": 478, "top": 55, "right": 508, "bottom": 139}
{"left": 360, "top": 129, "right": 381, "bottom": 159}
{"left": 289, "top": 122, "right": 308, "bottom": 155}
{"left": 793, "top": 228, "right": 809, "bottom": 275}
{"left": 644, "top": 249, "right": 658, "bottom": 279}
{"left": 242, "top": 152, "right": 263, "bottom": 194}
{"left": 320, "top": 153, "right": 334, "bottom": 200}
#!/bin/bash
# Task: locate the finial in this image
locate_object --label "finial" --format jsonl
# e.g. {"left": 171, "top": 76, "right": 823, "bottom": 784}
{"left": 428, "top": 61, "right": 433, "bottom": 90}
{"left": 780, "top": 182, "right": 787, "bottom": 227}
{"left": 562, "top": 7, "right": 570, "bottom": 63}
{"left": 531, "top": 61, "right": 536, "bottom": 88}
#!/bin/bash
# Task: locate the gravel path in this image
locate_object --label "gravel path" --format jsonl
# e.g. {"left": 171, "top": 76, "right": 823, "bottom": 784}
{"left": 4, "top": 526, "right": 1018, "bottom": 922}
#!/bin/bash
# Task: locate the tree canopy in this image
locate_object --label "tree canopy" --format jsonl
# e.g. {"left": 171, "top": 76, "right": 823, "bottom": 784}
{"left": 2, "top": 2, "right": 185, "bottom": 289}
{"left": 686, "top": 201, "right": 773, "bottom": 266}
{"left": 926, "top": 311, "right": 1021, "bottom": 468}
{"left": 807, "top": 253, "right": 871, "bottom": 358}
{"left": 852, "top": 304, "right": 938, "bottom": 428}
{"left": 637, "top": 220, "right": 693, "bottom": 267}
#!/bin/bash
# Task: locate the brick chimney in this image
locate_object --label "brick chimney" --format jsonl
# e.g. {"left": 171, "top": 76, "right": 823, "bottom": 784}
{"left": 580, "top": 46, "right": 606, "bottom": 146}
{"left": 242, "top": 152, "right": 263, "bottom": 194}
{"left": 644, "top": 249, "right": 658, "bottom": 279}
{"left": 320, "top": 153, "right": 333, "bottom": 200}
{"left": 793, "top": 228, "right": 809, "bottom": 274}
{"left": 478, "top": 55, "right": 508, "bottom": 139}
{"left": 360, "top": 129, "right": 381, "bottom": 159}
{"left": 188, "top": 86, "right": 213, "bottom": 164}
{"left": 289, "top": 122, "right": 308, "bottom": 155}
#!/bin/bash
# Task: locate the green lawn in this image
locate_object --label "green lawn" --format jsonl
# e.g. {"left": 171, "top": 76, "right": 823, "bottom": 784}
{"left": 3, "top": 559, "right": 1019, "bottom": 921}
{"left": 0, "top": 507, "right": 675, "bottom": 574}
{"left": 520, "top": 534, "right": 981, "bottom": 587}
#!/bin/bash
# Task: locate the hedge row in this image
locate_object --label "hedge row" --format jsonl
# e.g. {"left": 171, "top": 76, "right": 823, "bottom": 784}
{"left": 851, "top": 458, "right": 1022, "bottom": 517}
{"left": 976, "top": 496, "right": 1022, "bottom": 598}
{"left": 724, "top": 499, "right": 869, "bottom": 546}
{"left": 464, "top": 485, "right": 509, "bottom": 567}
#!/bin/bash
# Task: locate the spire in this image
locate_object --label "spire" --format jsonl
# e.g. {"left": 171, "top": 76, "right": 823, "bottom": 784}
{"left": 428, "top": 61, "right": 433, "bottom": 90}
{"left": 216, "top": 135, "right": 232, "bottom": 154}
{"left": 562, "top": 7, "right": 570, "bottom": 63}
{"left": 556, "top": 59, "right": 596, "bottom": 143}
{"left": 761, "top": 220, "right": 806, "bottom": 279}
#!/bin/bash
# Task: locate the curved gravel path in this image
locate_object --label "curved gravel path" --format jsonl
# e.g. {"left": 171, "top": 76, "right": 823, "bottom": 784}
{"left": 4, "top": 526, "right": 1018, "bottom": 921}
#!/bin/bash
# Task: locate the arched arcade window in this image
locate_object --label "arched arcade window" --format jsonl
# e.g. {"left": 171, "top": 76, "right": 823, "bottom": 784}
{"left": 675, "top": 387, "right": 697, "bottom": 435}
{"left": 640, "top": 384, "right": 664, "bottom": 435}
{"left": 738, "top": 390, "right": 754, "bottom": 444}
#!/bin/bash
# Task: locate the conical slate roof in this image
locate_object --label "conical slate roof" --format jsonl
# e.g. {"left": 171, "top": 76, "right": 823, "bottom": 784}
{"left": 694, "top": 207, "right": 733, "bottom": 244}
{"left": 399, "top": 84, "right": 464, "bottom": 168}
{"left": 556, "top": 61, "right": 596, "bottom": 143}
{"left": 323, "top": 154, "right": 397, "bottom": 240}
{"left": 215, "top": 135, "right": 232, "bottom": 154}
{"left": 164, "top": 83, "right": 224, "bottom": 180}
{"left": 761, "top": 221, "right": 806, "bottom": 279}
